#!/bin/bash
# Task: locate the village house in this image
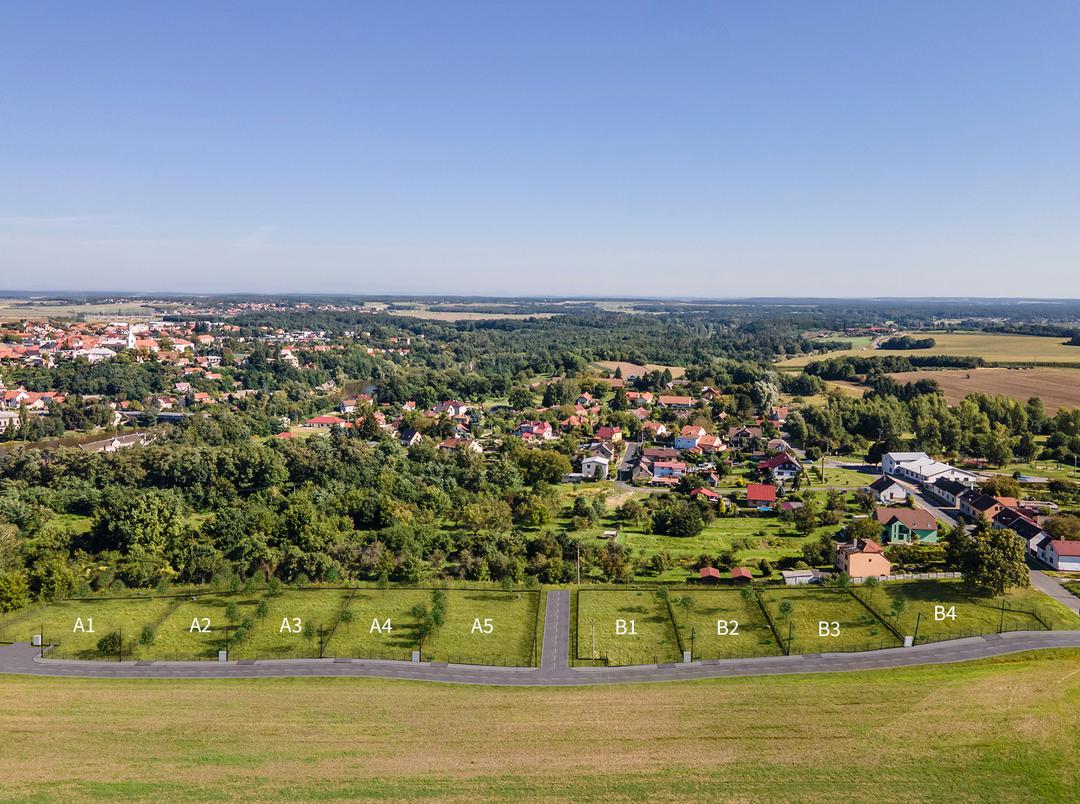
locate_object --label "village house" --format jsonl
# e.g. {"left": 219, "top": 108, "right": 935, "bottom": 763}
{"left": 731, "top": 567, "right": 753, "bottom": 584}
{"left": 657, "top": 394, "right": 694, "bottom": 410}
{"left": 581, "top": 455, "right": 610, "bottom": 480}
{"left": 515, "top": 420, "right": 555, "bottom": 441}
{"left": 745, "top": 483, "right": 777, "bottom": 509}
{"left": 305, "top": 414, "right": 346, "bottom": 428}
{"left": 925, "top": 477, "right": 969, "bottom": 507}
{"left": 698, "top": 566, "right": 722, "bottom": 585}
{"left": 993, "top": 508, "right": 1047, "bottom": 554}
{"left": 594, "top": 425, "right": 622, "bottom": 443}
{"left": 726, "top": 425, "right": 763, "bottom": 449}
{"left": 757, "top": 452, "right": 801, "bottom": 482}
{"left": 957, "top": 490, "right": 1007, "bottom": 522}
{"left": 1035, "top": 537, "right": 1080, "bottom": 572}
{"left": 437, "top": 437, "right": 483, "bottom": 454}
{"left": 835, "top": 538, "right": 892, "bottom": 580}
{"left": 874, "top": 507, "right": 939, "bottom": 544}
{"left": 867, "top": 475, "right": 908, "bottom": 505}
{"left": 652, "top": 460, "right": 686, "bottom": 479}
{"left": 674, "top": 425, "right": 706, "bottom": 450}
{"left": 640, "top": 420, "right": 668, "bottom": 438}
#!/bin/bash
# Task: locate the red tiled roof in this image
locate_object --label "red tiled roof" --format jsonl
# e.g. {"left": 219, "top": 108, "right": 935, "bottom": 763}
{"left": 746, "top": 483, "right": 777, "bottom": 503}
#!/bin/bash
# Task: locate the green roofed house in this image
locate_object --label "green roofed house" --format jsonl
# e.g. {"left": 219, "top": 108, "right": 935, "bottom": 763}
{"left": 874, "top": 507, "right": 939, "bottom": 544}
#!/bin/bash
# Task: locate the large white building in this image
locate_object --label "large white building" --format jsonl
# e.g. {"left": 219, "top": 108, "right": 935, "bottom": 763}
{"left": 881, "top": 452, "right": 978, "bottom": 487}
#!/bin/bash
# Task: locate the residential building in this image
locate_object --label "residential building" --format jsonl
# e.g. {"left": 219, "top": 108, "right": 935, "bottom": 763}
{"left": 1035, "top": 538, "right": 1080, "bottom": 572}
{"left": 867, "top": 476, "right": 907, "bottom": 505}
{"left": 835, "top": 539, "right": 892, "bottom": 580}
{"left": 746, "top": 483, "right": 777, "bottom": 508}
{"left": 674, "top": 425, "right": 706, "bottom": 450}
{"left": 581, "top": 456, "right": 610, "bottom": 480}
{"left": 757, "top": 453, "right": 801, "bottom": 481}
{"left": 873, "top": 507, "right": 938, "bottom": 544}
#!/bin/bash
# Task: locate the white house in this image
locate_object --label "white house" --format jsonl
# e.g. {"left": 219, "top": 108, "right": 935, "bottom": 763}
{"left": 881, "top": 452, "right": 929, "bottom": 476}
{"left": 867, "top": 475, "right": 907, "bottom": 504}
{"left": 1035, "top": 538, "right": 1080, "bottom": 571}
{"left": 581, "top": 455, "right": 610, "bottom": 480}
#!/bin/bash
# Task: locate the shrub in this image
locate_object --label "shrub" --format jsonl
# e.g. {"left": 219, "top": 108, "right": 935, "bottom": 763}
{"left": 97, "top": 631, "right": 122, "bottom": 656}
{"left": 139, "top": 625, "right": 155, "bottom": 646}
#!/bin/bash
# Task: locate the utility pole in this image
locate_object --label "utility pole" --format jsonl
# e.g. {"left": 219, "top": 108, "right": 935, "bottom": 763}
{"left": 576, "top": 542, "right": 581, "bottom": 585}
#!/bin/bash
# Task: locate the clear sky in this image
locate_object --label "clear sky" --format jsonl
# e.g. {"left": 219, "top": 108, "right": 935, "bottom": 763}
{"left": 2, "top": 2, "right": 1079, "bottom": 297}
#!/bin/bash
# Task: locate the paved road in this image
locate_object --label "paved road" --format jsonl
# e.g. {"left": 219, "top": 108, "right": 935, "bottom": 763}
{"left": 4, "top": 628, "right": 1080, "bottom": 686}
{"left": 540, "top": 590, "right": 570, "bottom": 669}
{"left": 1029, "top": 568, "right": 1080, "bottom": 615}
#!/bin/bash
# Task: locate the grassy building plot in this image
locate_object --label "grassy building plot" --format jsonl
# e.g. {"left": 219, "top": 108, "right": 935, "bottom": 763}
{"left": 0, "top": 596, "right": 178, "bottom": 659}
{"left": 854, "top": 580, "right": 1080, "bottom": 642}
{"left": 326, "top": 589, "right": 540, "bottom": 665}
{"left": 760, "top": 587, "right": 901, "bottom": 654}
{"left": 428, "top": 590, "right": 539, "bottom": 665}
{"left": 670, "top": 590, "right": 782, "bottom": 659}
{"left": 576, "top": 589, "right": 680, "bottom": 665}
{"left": 232, "top": 589, "right": 352, "bottom": 659}
{"left": 134, "top": 593, "right": 264, "bottom": 660}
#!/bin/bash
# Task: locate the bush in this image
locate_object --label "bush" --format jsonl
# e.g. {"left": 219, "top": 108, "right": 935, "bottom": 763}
{"left": 97, "top": 631, "right": 122, "bottom": 656}
{"left": 139, "top": 625, "right": 155, "bottom": 646}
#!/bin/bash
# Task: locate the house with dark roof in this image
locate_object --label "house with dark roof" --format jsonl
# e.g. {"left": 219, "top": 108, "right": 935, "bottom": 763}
{"left": 958, "top": 490, "right": 1006, "bottom": 522}
{"left": 867, "top": 475, "right": 907, "bottom": 504}
{"left": 873, "top": 507, "right": 938, "bottom": 544}
{"left": 992, "top": 508, "right": 1047, "bottom": 554}
{"left": 925, "top": 477, "right": 969, "bottom": 507}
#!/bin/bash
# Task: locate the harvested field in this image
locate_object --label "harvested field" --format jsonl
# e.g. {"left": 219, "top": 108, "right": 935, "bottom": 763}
{"left": 886, "top": 367, "right": 1080, "bottom": 413}
{"left": 779, "top": 331, "right": 1080, "bottom": 367}
{"left": 593, "top": 360, "right": 686, "bottom": 379}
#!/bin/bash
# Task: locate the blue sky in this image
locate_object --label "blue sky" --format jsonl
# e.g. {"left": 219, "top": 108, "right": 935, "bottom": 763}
{"left": 2, "top": 2, "right": 1079, "bottom": 296}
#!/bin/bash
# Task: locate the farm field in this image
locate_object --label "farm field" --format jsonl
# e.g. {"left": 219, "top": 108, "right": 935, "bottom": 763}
{"left": 387, "top": 308, "right": 557, "bottom": 321}
{"left": 575, "top": 589, "right": 681, "bottom": 665}
{"left": 2, "top": 651, "right": 1079, "bottom": 801}
{"left": 852, "top": 581, "right": 1080, "bottom": 642}
{"left": 760, "top": 587, "right": 901, "bottom": 654}
{"left": 778, "top": 331, "right": 1080, "bottom": 367}
{"left": 0, "top": 297, "right": 169, "bottom": 319}
{"left": 592, "top": 360, "right": 687, "bottom": 379}
{"left": 670, "top": 590, "right": 782, "bottom": 659}
{"left": 886, "top": 367, "right": 1080, "bottom": 413}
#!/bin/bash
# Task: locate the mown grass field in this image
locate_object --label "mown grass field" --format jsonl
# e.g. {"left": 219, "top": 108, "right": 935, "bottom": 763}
{"left": 853, "top": 580, "right": 1080, "bottom": 642}
{"left": 670, "top": 590, "right": 782, "bottom": 659}
{"left": 576, "top": 589, "right": 681, "bottom": 664}
{"left": 2, "top": 651, "right": 1078, "bottom": 801}
{"left": 760, "top": 587, "right": 901, "bottom": 654}
{"left": 778, "top": 331, "right": 1080, "bottom": 367}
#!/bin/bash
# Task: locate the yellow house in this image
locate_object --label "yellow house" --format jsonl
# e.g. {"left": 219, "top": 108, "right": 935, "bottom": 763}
{"left": 835, "top": 538, "right": 892, "bottom": 580}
